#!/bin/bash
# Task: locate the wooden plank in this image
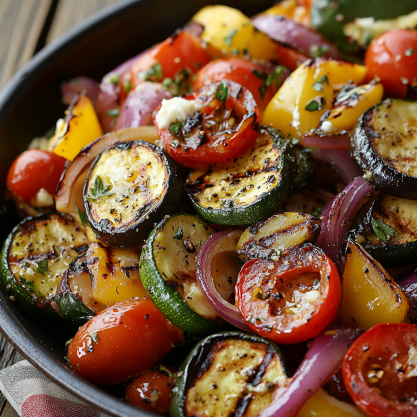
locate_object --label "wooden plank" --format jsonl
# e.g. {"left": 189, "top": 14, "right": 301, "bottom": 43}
{"left": 0, "top": 0, "right": 52, "bottom": 88}
{"left": 47, "top": 0, "right": 122, "bottom": 43}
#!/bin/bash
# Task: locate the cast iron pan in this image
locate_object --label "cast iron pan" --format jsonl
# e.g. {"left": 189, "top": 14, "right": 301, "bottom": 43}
{"left": 0, "top": 0, "right": 273, "bottom": 415}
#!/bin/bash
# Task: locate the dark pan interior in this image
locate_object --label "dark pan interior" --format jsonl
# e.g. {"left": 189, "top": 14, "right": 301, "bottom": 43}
{"left": 0, "top": 0, "right": 273, "bottom": 416}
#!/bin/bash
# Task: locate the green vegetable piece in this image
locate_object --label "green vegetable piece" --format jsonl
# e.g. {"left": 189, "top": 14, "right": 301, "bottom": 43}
{"left": 372, "top": 218, "right": 398, "bottom": 242}
{"left": 19, "top": 276, "right": 41, "bottom": 297}
{"left": 107, "top": 74, "right": 120, "bottom": 85}
{"left": 87, "top": 176, "right": 114, "bottom": 201}
{"left": 215, "top": 80, "right": 229, "bottom": 105}
{"left": 138, "top": 63, "right": 163, "bottom": 81}
{"left": 172, "top": 226, "right": 183, "bottom": 240}
{"left": 312, "top": 75, "right": 329, "bottom": 92}
{"left": 305, "top": 97, "right": 324, "bottom": 112}
{"left": 169, "top": 122, "right": 183, "bottom": 135}
{"left": 105, "top": 108, "right": 120, "bottom": 118}
{"left": 123, "top": 79, "right": 131, "bottom": 93}
{"left": 405, "top": 48, "right": 415, "bottom": 56}
{"left": 266, "top": 66, "right": 285, "bottom": 88}
{"left": 36, "top": 260, "right": 48, "bottom": 276}
{"left": 224, "top": 29, "right": 238, "bottom": 47}
{"left": 76, "top": 206, "right": 87, "bottom": 227}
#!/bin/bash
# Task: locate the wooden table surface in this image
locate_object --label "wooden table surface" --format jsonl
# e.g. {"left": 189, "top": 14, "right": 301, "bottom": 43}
{"left": 0, "top": 1, "right": 121, "bottom": 415}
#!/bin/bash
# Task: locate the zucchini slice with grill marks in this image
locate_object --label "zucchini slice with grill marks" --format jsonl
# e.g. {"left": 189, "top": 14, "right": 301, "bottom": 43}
{"left": 354, "top": 194, "right": 417, "bottom": 268}
{"left": 0, "top": 213, "right": 88, "bottom": 318}
{"left": 185, "top": 128, "right": 292, "bottom": 225}
{"left": 171, "top": 331, "right": 288, "bottom": 417}
{"left": 351, "top": 99, "right": 417, "bottom": 200}
{"left": 84, "top": 140, "right": 183, "bottom": 247}
{"left": 140, "top": 213, "right": 227, "bottom": 335}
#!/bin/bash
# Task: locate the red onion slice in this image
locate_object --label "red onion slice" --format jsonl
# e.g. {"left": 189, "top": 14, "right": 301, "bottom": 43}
{"left": 257, "top": 326, "right": 362, "bottom": 417}
{"left": 312, "top": 148, "right": 360, "bottom": 185}
{"left": 61, "top": 76, "right": 99, "bottom": 108}
{"left": 398, "top": 271, "right": 417, "bottom": 322}
{"left": 303, "top": 133, "right": 350, "bottom": 150}
{"left": 196, "top": 230, "right": 251, "bottom": 332}
{"left": 252, "top": 15, "right": 340, "bottom": 60}
{"left": 316, "top": 177, "right": 377, "bottom": 270}
{"left": 115, "top": 82, "right": 171, "bottom": 130}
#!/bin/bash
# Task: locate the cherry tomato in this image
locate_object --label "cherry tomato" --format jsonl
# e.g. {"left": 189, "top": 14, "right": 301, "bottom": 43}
{"left": 235, "top": 244, "right": 341, "bottom": 345}
{"left": 343, "top": 323, "right": 417, "bottom": 417}
{"left": 193, "top": 58, "right": 279, "bottom": 109}
{"left": 125, "top": 368, "right": 176, "bottom": 415}
{"left": 67, "top": 298, "right": 183, "bottom": 385}
{"left": 275, "top": 43, "right": 308, "bottom": 71}
{"left": 154, "top": 80, "right": 260, "bottom": 169}
{"left": 6, "top": 149, "right": 67, "bottom": 204}
{"left": 121, "top": 31, "right": 210, "bottom": 103}
{"left": 365, "top": 29, "right": 417, "bottom": 98}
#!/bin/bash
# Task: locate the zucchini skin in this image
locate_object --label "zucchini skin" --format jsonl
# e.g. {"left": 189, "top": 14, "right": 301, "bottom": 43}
{"left": 351, "top": 100, "right": 417, "bottom": 200}
{"left": 291, "top": 148, "right": 314, "bottom": 192}
{"left": 364, "top": 242, "right": 417, "bottom": 269}
{"left": 171, "top": 331, "right": 288, "bottom": 417}
{"left": 84, "top": 140, "right": 184, "bottom": 247}
{"left": 139, "top": 214, "right": 227, "bottom": 336}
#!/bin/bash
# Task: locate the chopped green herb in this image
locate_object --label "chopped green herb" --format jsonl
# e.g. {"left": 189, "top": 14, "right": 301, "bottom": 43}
{"left": 311, "top": 205, "right": 325, "bottom": 218}
{"left": 252, "top": 69, "right": 266, "bottom": 81}
{"left": 138, "top": 62, "right": 163, "bottom": 81}
{"left": 141, "top": 97, "right": 147, "bottom": 103}
{"left": 230, "top": 254, "right": 244, "bottom": 265}
{"left": 19, "top": 276, "right": 41, "bottom": 297}
{"left": 310, "top": 44, "right": 330, "bottom": 58}
{"left": 76, "top": 206, "right": 87, "bottom": 227}
{"left": 105, "top": 108, "right": 120, "bottom": 118}
{"left": 162, "top": 78, "right": 172, "bottom": 89}
{"left": 172, "top": 226, "right": 183, "bottom": 240}
{"left": 312, "top": 75, "right": 329, "bottom": 92}
{"left": 243, "top": 48, "right": 249, "bottom": 55}
{"left": 231, "top": 48, "right": 240, "bottom": 56}
{"left": 172, "top": 139, "right": 179, "bottom": 148}
{"left": 256, "top": 317, "right": 265, "bottom": 322}
{"left": 36, "top": 260, "right": 48, "bottom": 276}
{"left": 265, "top": 66, "right": 285, "bottom": 88}
{"left": 247, "top": 316, "right": 254, "bottom": 324}
{"left": 107, "top": 74, "right": 120, "bottom": 85}
{"left": 87, "top": 176, "right": 114, "bottom": 201}
{"left": 194, "top": 62, "right": 201, "bottom": 68}
{"left": 371, "top": 219, "right": 398, "bottom": 242}
{"left": 215, "top": 80, "right": 229, "bottom": 106}
{"left": 24, "top": 262, "right": 30, "bottom": 268}
{"left": 224, "top": 29, "right": 238, "bottom": 47}
{"left": 169, "top": 122, "right": 183, "bottom": 135}
{"left": 305, "top": 97, "right": 324, "bottom": 112}
{"left": 123, "top": 79, "right": 131, "bottom": 93}
{"left": 364, "top": 30, "right": 373, "bottom": 47}
{"left": 65, "top": 338, "right": 73, "bottom": 346}
{"left": 406, "top": 48, "right": 415, "bottom": 56}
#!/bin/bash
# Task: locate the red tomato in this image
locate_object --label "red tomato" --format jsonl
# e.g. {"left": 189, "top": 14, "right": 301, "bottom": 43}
{"left": 275, "top": 43, "right": 308, "bottom": 71}
{"left": 154, "top": 80, "right": 260, "bottom": 169}
{"left": 67, "top": 298, "right": 183, "bottom": 385}
{"left": 6, "top": 149, "right": 67, "bottom": 204}
{"left": 125, "top": 368, "right": 176, "bottom": 415}
{"left": 343, "top": 323, "right": 417, "bottom": 417}
{"left": 235, "top": 244, "right": 341, "bottom": 345}
{"left": 365, "top": 29, "right": 417, "bottom": 98}
{"left": 193, "top": 58, "right": 279, "bottom": 109}
{"left": 120, "top": 31, "right": 210, "bottom": 103}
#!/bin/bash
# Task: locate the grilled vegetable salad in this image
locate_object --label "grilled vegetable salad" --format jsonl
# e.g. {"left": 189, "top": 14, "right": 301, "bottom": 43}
{"left": 3, "top": 1, "right": 417, "bottom": 416}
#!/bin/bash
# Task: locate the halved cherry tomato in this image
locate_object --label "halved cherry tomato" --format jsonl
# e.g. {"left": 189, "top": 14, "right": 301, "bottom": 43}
{"left": 235, "top": 244, "right": 341, "bottom": 345}
{"left": 365, "top": 29, "right": 417, "bottom": 98}
{"left": 6, "top": 149, "right": 67, "bottom": 204}
{"left": 67, "top": 298, "right": 183, "bottom": 385}
{"left": 121, "top": 31, "right": 210, "bottom": 103}
{"left": 343, "top": 323, "right": 417, "bottom": 417}
{"left": 193, "top": 58, "right": 279, "bottom": 109}
{"left": 125, "top": 367, "right": 176, "bottom": 415}
{"left": 154, "top": 80, "right": 260, "bottom": 169}
{"left": 275, "top": 43, "right": 308, "bottom": 71}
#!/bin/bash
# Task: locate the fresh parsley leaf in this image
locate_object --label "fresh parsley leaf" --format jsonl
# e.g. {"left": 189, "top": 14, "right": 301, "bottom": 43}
{"left": 105, "top": 108, "right": 120, "bottom": 118}
{"left": 310, "top": 44, "right": 330, "bottom": 58}
{"left": 305, "top": 97, "right": 324, "bottom": 112}
{"left": 172, "top": 226, "right": 183, "bottom": 240}
{"left": 371, "top": 218, "right": 398, "bottom": 242}
{"left": 19, "top": 276, "right": 41, "bottom": 297}
{"left": 311, "top": 205, "right": 325, "bottom": 218}
{"left": 265, "top": 66, "right": 285, "bottom": 88}
{"left": 224, "top": 29, "right": 238, "bottom": 47}
{"left": 87, "top": 176, "right": 114, "bottom": 201}
{"left": 138, "top": 63, "right": 163, "bottom": 81}
{"left": 252, "top": 69, "right": 266, "bottom": 81}
{"left": 107, "top": 74, "right": 120, "bottom": 85}
{"left": 76, "top": 206, "right": 87, "bottom": 227}
{"left": 169, "top": 122, "right": 183, "bottom": 135}
{"left": 215, "top": 80, "right": 229, "bottom": 106}
{"left": 406, "top": 48, "right": 415, "bottom": 56}
{"left": 312, "top": 75, "right": 329, "bottom": 92}
{"left": 123, "top": 79, "right": 131, "bottom": 93}
{"left": 36, "top": 260, "right": 48, "bottom": 276}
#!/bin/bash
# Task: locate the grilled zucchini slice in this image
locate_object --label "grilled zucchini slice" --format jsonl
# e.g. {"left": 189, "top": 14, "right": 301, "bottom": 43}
{"left": 351, "top": 99, "right": 417, "bottom": 200}
{"left": 185, "top": 128, "right": 292, "bottom": 225}
{"left": 171, "top": 331, "right": 288, "bottom": 417}
{"left": 140, "top": 213, "right": 226, "bottom": 335}
{"left": 84, "top": 140, "right": 183, "bottom": 247}
{"left": 0, "top": 213, "right": 87, "bottom": 318}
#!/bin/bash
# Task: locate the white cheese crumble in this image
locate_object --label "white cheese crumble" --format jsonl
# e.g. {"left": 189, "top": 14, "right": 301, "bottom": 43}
{"left": 290, "top": 105, "right": 300, "bottom": 129}
{"left": 304, "top": 289, "right": 321, "bottom": 304}
{"left": 34, "top": 188, "right": 54, "bottom": 207}
{"left": 405, "top": 346, "right": 417, "bottom": 379}
{"left": 321, "top": 120, "right": 334, "bottom": 133}
{"left": 155, "top": 97, "right": 203, "bottom": 129}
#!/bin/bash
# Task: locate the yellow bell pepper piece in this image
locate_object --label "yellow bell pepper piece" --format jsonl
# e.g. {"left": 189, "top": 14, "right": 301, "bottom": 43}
{"left": 263, "top": 0, "right": 310, "bottom": 25}
{"left": 320, "top": 80, "right": 384, "bottom": 133}
{"left": 192, "top": 5, "right": 277, "bottom": 61}
{"left": 49, "top": 94, "right": 103, "bottom": 161}
{"left": 298, "top": 389, "right": 367, "bottom": 417}
{"left": 262, "top": 59, "right": 367, "bottom": 138}
{"left": 339, "top": 240, "right": 409, "bottom": 329}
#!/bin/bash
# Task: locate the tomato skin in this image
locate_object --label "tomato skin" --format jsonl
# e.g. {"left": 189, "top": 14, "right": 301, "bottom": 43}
{"left": 154, "top": 80, "right": 260, "bottom": 169}
{"left": 6, "top": 149, "right": 67, "bottom": 204}
{"left": 193, "top": 58, "right": 276, "bottom": 109}
{"left": 275, "top": 43, "right": 308, "bottom": 71}
{"left": 365, "top": 29, "right": 417, "bottom": 98}
{"left": 343, "top": 323, "right": 417, "bottom": 417}
{"left": 125, "top": 369, "right": 176, "bottom": 415}
{"left": 235, "top": 244, "right": 341, "bottom": 345}
{"left": 67, "top": 298, "right": 183, "bottom": 385}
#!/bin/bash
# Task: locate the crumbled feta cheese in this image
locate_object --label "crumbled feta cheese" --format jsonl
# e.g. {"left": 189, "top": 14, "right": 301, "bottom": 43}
{"left": 405, "top": 346, "right": 417, "bottom": 379}
{"left": 304, "top": 289, "right": 321, "bottom": 304}
{"left": 321, "top": 120, "right": 334, "bottom": 133}
{"left": 155, "top": 97, "right": 203, "bottom": 129}
{"left": 290, "top": 105, "right": 300, "bottom": 129}
{"left": 35, "top": 188, "right": 54, "bottom": 207}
